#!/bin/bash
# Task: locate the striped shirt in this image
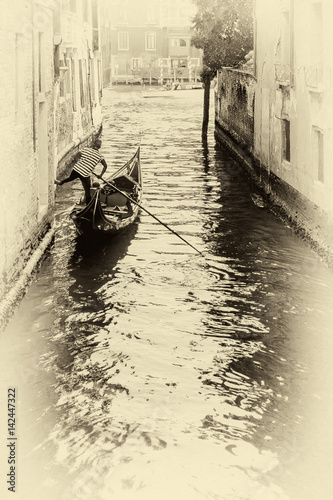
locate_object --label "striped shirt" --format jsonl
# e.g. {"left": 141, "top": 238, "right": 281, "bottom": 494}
{"left": 73, "top": 147, "right": 104, "bottom": 178}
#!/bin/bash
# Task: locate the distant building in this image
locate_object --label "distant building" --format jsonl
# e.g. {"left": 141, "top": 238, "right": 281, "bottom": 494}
{"left": 100, "top": 0, "right": 113, "bottom": 87}
{"left": 109, "top": 0, "right": 202, "bottom": 85}
{"left": 215, "top": 0, "right": 333, "bottom": 260}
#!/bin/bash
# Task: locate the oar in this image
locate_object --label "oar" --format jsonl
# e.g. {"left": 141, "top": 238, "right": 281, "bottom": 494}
{"left": 94, "top": 173, "right": 203, "bottom": 256}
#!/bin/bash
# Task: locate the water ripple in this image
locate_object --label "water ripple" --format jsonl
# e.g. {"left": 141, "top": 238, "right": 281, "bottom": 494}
{"left": 2, "top": 86, "right": 333, "bottom": 500}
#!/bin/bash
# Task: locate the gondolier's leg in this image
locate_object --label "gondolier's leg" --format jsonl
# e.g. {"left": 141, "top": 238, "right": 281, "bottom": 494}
{"left": 55, "top": 170, "right": 91, "bottom": 204}
{"left": 80, "top": 175, "right": 92, "bottom": 204}
{"left": 55, "top": 170, "right": 80, "bottom": 185}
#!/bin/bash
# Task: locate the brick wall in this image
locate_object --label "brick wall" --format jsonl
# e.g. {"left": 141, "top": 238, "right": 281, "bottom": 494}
{"left": 215, "top": 68, "right": 256, "bottom": 154}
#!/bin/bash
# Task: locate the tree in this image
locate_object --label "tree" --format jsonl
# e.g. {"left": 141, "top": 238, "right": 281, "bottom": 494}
{"left": 191, "top": 0, "right": 253, "bottom": 142}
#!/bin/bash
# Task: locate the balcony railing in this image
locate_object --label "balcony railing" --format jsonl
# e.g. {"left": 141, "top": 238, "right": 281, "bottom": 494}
{"left": 275, "top": 63, "right": 290, "bottom": 85}
{"left": 304, "top": 66, "right": 323, "bottom": 89}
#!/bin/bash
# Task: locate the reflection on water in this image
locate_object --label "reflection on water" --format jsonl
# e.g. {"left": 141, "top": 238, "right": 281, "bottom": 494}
{"left": 1, "top": 87, "right": 333, "bottom": 500}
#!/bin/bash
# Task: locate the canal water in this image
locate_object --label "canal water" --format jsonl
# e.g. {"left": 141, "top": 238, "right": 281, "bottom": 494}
{"left": 1, "top": 87, "right": 333, "bottom": 500}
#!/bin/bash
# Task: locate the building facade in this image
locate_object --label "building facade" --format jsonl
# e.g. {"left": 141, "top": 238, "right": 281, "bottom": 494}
{"left": 54, "top": 0, "right": 103, "bottom": 178}
{"left": 0, "top": 0, "right": 105, "bottom": 325}
{"left": 215, "top": 0, "right": 333, "bottom": 260}
{"left": 0, "top": 0, "right": 55, "bottom": 309}
{"left": 253, "top": 0, "right": 333, "bottom": 218}
{"left": 109, "top": 0, "right": 202, "bottom": 84}
{"left": 100, "top": 0, "right": 113, "bottom": 87}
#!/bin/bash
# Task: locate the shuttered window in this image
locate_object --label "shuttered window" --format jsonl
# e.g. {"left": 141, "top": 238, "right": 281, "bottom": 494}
{"left": 145, "top": 32, "right": 156, "bottom": 50}
{"left": 118, "top": 32, "right": 129, "bottom": 50}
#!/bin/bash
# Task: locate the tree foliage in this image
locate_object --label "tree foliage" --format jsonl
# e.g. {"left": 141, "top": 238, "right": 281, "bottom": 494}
{"left": 191, "top": 0, "right": 253, "bottom": 79}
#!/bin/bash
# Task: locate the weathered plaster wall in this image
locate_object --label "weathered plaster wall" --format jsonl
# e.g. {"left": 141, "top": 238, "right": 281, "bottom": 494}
{"left": 215, "top": 65, "right": 333, "bottom": 264}
{"left": 0, "top": 1, "right": 54, "bottom": 303}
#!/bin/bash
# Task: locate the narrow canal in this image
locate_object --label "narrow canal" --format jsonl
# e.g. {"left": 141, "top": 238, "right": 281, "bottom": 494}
{"left": 1, "top": 87, "right": 333, "bottom": 500}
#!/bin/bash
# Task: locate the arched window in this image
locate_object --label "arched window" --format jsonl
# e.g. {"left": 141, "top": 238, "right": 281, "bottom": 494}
{"left": 180, "top": 39, "right": 186, "bottom": 47}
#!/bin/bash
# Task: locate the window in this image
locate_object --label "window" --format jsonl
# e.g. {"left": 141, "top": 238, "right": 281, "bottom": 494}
{"left": 79, "top": 59, "right": 85, "bottom": 107}
{"left": 90, "top": 59, "right": 96, "bottom": 102}
{"left": 15, "top": 34, "right": 24, "bottom": 122}
{"left": 190, "top": 58, "right": 200, "bottom": 67}
{"left": 132, "top": 58, "right": 142, "bottom": 69}
{"left": 65, "top": 57, "right": 71, "bottom": 95}
{"left": 118, "top": 31, "right": 129, "bottom": 50}
{"left": 170, "top": 39, "right": 186, "bottom": 48}
{"left": 145, "top": 32, "right": 156, "bottom": 50}
{"left": 71, "top": 59, "right": 77, "bottom": 111}
{"left": 282, "top": 119, "right": 291, "bottom": 162}
{"left": 92, "top": 0, "right": 99, "bottom": 50}
{"left": 38, "top": 102, "right": 48, "bottom": 212}
{"left": 59, "top": 60, "right": 66, "bottom": 97}
{"left": 38, "top": 32, "right": 45, "bottom": 92}
{"left": 276, "top": 3, "right": 293, "bottom": 85}
{"left": 97, "top": 59, "right": 102, "bottom": 96}
{"left": 313, "top": 128, "right": 324, "bottom": 183}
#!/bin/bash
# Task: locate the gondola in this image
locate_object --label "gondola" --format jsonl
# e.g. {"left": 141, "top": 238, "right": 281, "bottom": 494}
{"left": 142, "top": 87, "right": 174, "bottom": 98}
{"left": 70, "top": 147, "right": 142, "bottom": 237}
{"left": 142, "top": 82, "right": 203, "bottom": 98}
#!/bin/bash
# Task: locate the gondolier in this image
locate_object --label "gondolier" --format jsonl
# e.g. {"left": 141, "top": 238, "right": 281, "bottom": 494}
{"left": 69, "top": 145, "right": 202, "bottom": 253}
{"left": 70, "top": 147, "right": 142, "bottom": 236}
{"left": 55, "top": 139, "right": 107, "bottom": 204}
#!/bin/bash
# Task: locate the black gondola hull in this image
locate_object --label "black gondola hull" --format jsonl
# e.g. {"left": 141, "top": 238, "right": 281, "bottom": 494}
{"left": 69, "top": 147, "right": 142, "bottom": 237}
